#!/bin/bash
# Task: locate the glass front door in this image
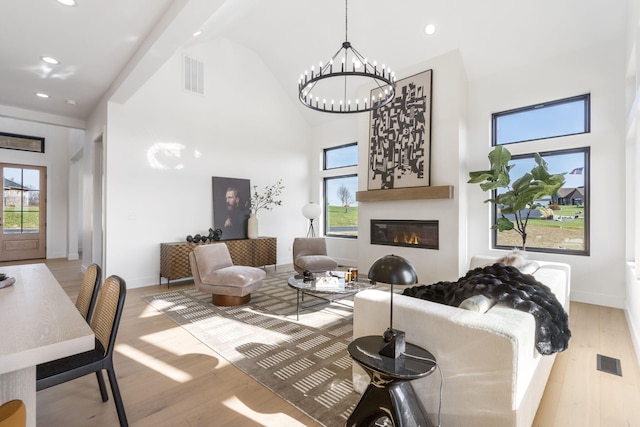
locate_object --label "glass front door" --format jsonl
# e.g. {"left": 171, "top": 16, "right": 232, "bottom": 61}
{"left": 0, "top": 164, "right": 46, "bottom": 261}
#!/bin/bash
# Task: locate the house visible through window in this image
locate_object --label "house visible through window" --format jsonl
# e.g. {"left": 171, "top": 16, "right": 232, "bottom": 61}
{"left": 322, "top": 143, "right": 358, "bottom": 238}
{"left": 493, "top": 94, "right": 590, "bottom": 145}
{"left": 493, "top": 148, "right": 590, "bottom": 255}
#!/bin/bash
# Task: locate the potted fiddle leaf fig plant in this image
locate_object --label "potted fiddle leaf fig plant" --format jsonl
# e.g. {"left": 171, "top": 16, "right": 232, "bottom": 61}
{"left": 468, "top": 146, "right": 565, "bottom": 250}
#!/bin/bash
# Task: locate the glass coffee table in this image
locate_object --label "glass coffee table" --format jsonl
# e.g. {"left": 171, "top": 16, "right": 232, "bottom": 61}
{"left": 287, "top": 273, "right": 374, "bottom": 320}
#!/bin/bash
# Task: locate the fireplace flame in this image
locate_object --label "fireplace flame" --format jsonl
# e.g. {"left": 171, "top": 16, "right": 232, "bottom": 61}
{"left": 393, "top": 232, "right": 420, "bottom": 245}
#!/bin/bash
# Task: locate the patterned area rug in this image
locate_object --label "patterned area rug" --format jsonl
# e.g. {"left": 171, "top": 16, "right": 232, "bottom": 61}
{"left": 144, "top": 270, "right": 361, "bottom": 426}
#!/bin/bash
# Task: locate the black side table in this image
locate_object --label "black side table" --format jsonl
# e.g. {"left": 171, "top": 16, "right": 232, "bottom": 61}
{"left": 347, "top": 335, "right": 436, "bottom": 427}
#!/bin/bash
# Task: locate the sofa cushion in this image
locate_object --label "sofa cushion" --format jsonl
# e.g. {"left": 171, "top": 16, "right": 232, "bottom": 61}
{"left": 519, "top": 261, "right": 540, "bottom": 275}
{"left": 459, "top": 294, "right": 496, "bottom": 313}
{"left": 193, "top": 244, "right": 233, "bottom": 278}
{"left": 532, "top": 266, "right": 568, "bottom": 308}
{"left": 294, "top": 255, "right": 338, "bottom": 273}
{"left": 403, "top": 263, "right": 571, "bottom": 355}
{"left": 202, "top": 265, "right": 266, "bottom": 286}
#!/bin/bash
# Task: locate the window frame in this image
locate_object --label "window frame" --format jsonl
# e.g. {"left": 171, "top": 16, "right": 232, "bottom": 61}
{"left": 492, "top": 147, "right": 590, "bottom": 256}
{"left": 322, "top": 142, "right": 358, "bottom": 239}
{"left": 492, "top": 94, "right": 591, "bottom": 146}
{"left": 323, "top": 142, "right": 358, "bottom": 170}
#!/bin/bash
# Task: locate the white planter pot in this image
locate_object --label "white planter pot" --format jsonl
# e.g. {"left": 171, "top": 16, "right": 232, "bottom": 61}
{"left": 248, "top": 214, "right": 259, "bottom": 239}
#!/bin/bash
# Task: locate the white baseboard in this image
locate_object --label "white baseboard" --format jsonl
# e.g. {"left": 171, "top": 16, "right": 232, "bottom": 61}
{"left": 570, "top": 290, "right": 624, "bottom": 309}
{"left": 67, "top": 253, "right": 79, "bottom": 261}
{"left": 624, "top": 303, "right": 640, "bottom": 367}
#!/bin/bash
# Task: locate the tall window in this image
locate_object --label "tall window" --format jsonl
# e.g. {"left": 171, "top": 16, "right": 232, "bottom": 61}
{"left": 492, "top": 148, "right": 589, "bottom": 254}
{"left": 492, "top": 94, "right": 590, "bottom": 145}
{"left": 490, "top": 92, "right": 591, "bottom": 255}
{"left": 323, "top": 143, "right": 358, "bottom": 238}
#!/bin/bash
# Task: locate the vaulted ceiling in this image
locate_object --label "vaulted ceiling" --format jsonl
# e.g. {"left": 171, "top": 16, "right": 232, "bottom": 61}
{"left": 0, "top": 0, "right": 628, "bottom": 128}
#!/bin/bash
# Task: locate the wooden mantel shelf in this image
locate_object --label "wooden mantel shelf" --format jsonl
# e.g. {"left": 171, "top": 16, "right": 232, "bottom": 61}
{"left": 356, "top": 185, "right": 454, "bottom": 202}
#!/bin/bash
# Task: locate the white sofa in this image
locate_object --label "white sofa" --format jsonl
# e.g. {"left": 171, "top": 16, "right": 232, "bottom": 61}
{"left": 352, "top": 256, "right": 570, "bottom": 427}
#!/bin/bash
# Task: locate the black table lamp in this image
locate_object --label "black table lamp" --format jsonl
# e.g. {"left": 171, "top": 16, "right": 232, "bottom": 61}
{"left": 367, "top": 254, "right": 418, "bottom": 359}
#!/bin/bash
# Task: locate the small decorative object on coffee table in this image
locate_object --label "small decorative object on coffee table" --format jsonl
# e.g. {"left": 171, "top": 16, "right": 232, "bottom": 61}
{"left": 287, "top": 272, "right": 373, "bottom": 320}
{"left": 347, "top": 335, "right": 436, "bottom": 427}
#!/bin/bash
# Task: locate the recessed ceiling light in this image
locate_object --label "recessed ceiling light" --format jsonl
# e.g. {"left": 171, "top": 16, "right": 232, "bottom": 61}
{"left": 65, "top": 99, "right": 77, "bottom": 105}
{"left": 193, "top": 30, "right": 202, "bottom": 37}
{"left": 41, "top": 56, "right": 59, "bottom": 65}
{"left": 35, "top": 92, "right": 50, "bottom": 98}
{"left": 425, "top": 24, "right": 436, "bottom": 35}
{"left": 57, "top": 0, "right": 76, "bottom": 6}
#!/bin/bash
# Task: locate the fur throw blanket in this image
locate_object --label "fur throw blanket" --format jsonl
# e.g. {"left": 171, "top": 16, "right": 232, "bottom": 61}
{"left": 402, "top": 263, "right": 571, "bottom": 355}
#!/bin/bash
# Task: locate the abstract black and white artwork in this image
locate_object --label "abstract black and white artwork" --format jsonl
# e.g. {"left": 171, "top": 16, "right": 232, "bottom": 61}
{"left": 368, "top": 69, "right": 432, "bottom": 190}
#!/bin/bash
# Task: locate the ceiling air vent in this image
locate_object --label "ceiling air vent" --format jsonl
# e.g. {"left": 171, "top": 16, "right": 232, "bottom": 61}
{"left": 183, "top": 55, "right": 204, "bottom": 95}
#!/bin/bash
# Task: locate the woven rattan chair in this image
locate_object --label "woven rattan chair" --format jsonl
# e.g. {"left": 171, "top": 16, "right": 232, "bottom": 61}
{"left": 37, "top": 275, "right": 128, "bottom": 427}
{"left": 0, "top": 400, "right": 26, "bottom": 427}
{"left": 75, "top": 263, "right": 102, "bottom": 321}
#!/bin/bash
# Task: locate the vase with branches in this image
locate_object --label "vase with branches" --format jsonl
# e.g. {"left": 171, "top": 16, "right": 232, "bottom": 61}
{"left": 246, "top": 180, "right": 284, "bottom": 238}
{"left": 249, "top": 179, "right": 284, "bottom": 214}
{"left": 468, "top": 146, "right": 565, "bottom": 250}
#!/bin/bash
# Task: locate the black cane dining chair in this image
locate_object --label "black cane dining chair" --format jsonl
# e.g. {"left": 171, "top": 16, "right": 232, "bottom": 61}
{"left": 75, "top": 263, "right": 102, "bottom": 321}
{"left": 36, "top": 275, "right": 128, "bottom": 427}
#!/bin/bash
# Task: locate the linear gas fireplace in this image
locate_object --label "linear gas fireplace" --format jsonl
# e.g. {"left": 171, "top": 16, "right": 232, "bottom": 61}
{"left": 371, "top": 220, "right": 439, "bottom": 250}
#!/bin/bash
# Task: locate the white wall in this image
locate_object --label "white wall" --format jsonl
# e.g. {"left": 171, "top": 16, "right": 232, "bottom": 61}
{"left": 356, "top": 50, "right": 469, "bottom": 285}
{"left": 625, "top": 0, "right": 640, "bottom": 364}
{"left": 311, "top": 116, "right": 359, "bottom": 266}
{"left": 82, "top": 98, "right": 108, "bottom": 271}
{"left": 103, "top": 37, "right": 313, "bottom": 287}
{"left": 467, "top": 38, "right": 627, "bottom": 308}
{"left": 0, "top": 117, "right": 73, "bottom": 259}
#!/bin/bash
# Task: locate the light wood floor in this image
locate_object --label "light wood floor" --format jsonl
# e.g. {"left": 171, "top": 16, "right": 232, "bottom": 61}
{"left": 4, "top": 258, "right": 639, "bottom": 426}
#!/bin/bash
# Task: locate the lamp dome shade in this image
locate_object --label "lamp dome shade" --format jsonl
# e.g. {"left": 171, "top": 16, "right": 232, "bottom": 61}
{"left": 302, "top": 202, "right": 322, "bottom": 220}
{"left": 368, "top": 254, "right": 418, "bottom": 285}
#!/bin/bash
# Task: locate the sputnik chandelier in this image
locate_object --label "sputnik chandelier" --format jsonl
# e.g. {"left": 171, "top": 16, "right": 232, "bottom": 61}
{"left": 298, "top": 0, "right": 396, "bottom": 114}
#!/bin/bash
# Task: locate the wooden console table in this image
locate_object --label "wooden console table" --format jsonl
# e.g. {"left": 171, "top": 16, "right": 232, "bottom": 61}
{"left": 160, "top": 237, "right": 277, "bottom": 286}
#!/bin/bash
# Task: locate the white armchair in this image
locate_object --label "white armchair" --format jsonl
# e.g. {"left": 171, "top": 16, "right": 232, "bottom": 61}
{"left": 189, "top": 243, "right": 266, "bottom": 306}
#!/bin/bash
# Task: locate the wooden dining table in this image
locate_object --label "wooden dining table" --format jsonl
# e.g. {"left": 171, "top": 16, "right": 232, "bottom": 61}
{"left": 0, "top": 263, "right": 94, "bottom": 427}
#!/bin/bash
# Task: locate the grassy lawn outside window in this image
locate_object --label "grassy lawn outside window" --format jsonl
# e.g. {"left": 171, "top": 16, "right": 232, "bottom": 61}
{"left": 323, "top": 143, "right": 358, "bottom": 238}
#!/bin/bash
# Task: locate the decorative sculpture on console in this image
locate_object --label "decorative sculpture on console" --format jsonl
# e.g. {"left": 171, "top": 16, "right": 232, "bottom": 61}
{"left": 186, "top": 228, "right": 222, "bottom": 243}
